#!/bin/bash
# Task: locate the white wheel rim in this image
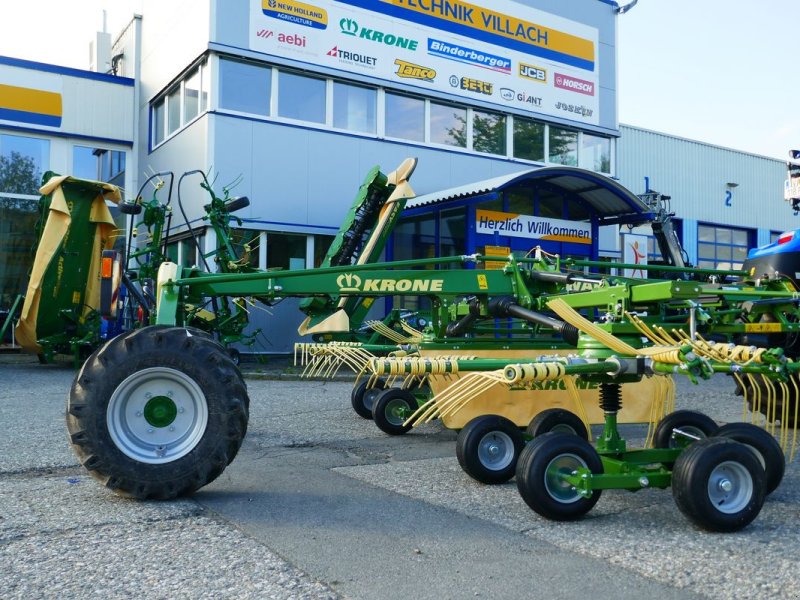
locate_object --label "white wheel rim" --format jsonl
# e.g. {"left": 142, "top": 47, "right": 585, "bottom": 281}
{"left": 477, "top": 430, "right": 515, "bottom": 471}
{"left": 107, "top": 367, "right": 209, "bottom": 464}
{"left": 544, "top": 453, "right": 587, "bottom": 504}
{"left": 707, "top": 460, "right": 753, "bottom": 514}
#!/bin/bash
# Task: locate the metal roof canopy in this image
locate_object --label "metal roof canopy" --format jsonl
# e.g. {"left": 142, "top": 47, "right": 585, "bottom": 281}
{"left": 406, "top": 166, "right": 654, "bottom": 226}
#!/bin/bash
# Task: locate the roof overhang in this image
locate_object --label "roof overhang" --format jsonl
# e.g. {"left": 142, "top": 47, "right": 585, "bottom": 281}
{"left": 405, "top": 166, "right": 654, "bottom": 226}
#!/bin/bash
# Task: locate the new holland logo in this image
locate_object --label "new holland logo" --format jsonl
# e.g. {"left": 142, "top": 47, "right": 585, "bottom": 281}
{"left": 336, "top": 273, "right": 444, "bottom": 293}
{"left": 339, "top": 18, "right": 418, "bottom": 50}
{"left": 394, "top": 59, "right": 436, "bottom": 82}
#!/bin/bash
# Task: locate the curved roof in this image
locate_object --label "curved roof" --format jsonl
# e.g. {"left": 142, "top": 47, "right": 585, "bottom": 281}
{"left": 406, "top": 166, "right": 654, "bottom": 225}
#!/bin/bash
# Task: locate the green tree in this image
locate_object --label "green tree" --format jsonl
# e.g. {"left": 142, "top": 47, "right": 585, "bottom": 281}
{"left": 0, "top": 151, "right": 41, "bottom": 195}
{"left": 447, "top": 112, "right": 506, "bottom": 154}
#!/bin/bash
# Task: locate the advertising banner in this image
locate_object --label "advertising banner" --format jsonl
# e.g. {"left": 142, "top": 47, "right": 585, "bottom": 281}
{"left": 476, "top": 209, "right": 591, "bottom": 244}
{"left": 249, "top": 0, "right": 599, "bottom": 125}
{"left": 622, "top": 233, "right": 648, "bottom": 278}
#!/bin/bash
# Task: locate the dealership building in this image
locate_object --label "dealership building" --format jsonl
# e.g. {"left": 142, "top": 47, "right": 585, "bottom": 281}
{"left": 0, "top": 0, "right": 790, "bottom": 353}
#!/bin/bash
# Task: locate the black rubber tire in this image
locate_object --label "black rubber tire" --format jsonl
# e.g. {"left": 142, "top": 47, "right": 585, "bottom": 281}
{"left": 672, "top": 437, "right": 766, "bottom": 532}
{"left": 516, "top": 432, "right": 604, "bottom": 521}
{"left": 227, "top": 347, "right": 241, "bottom": 366}
{"left": 350, "top": 378, "right": 386, "bottom": 420}
{"left": 527, "top": 409, "right": 589, "bottom": 440}
{"left": 714, "top": 422, "right": 785, "bottom": 495}
{"left": 456, "top": 415, "right": 526, "bottom": 484}
{"left": 225, "top": 196, "right": 250, "bottom": 212}
{"left": 372, "top": 388, "right": 416, "bottom": 435}
{"left": 737, "top": 374, "right": 799, "bottom": 427}
{"left": 66, "top": 326, "right": 249, "bottom": 499}
{"left": 653, "top": 410, "right": 718, "bottom": 449}
{"left": 119, "top": 201, "right": 142, "bottom": 215}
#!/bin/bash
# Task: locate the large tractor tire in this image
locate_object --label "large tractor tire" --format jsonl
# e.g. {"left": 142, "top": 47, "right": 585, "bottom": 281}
{"left": 66, "top": 326, "right": 249, "bottom": 500}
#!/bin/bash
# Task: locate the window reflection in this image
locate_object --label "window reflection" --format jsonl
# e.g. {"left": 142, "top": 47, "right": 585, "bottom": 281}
{"left": 385, "top": 92, "right": 424, "bottom": 141}
{"left": 278, "top": 72, "right": 325, "bottom": 123}
{"left": 333, "top": 82, "right": 376, "bottom": 133}
{"left": 473, "top": 110, "right": 505, "bottom": 155}
{"left": 430, "top": 102, "right": 466, "bottom": 147}
{"left": 220, "top": 59, "right": 271, "bottom": 116}
{"left": 513, "top": 118, "right": 545, "bottom": 162}
{"left": 549, "top": 127, "right": 578, "bottom": 166}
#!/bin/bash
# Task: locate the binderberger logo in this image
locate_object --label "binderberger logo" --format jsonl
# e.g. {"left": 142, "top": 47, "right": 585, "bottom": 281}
{"left": 337, "top": 273, "right": 444, "bottom": 293}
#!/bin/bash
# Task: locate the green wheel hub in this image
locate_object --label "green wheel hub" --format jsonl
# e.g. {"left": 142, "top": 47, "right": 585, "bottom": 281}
{"left": 143, "top": 396, "right": 178, "bottom": 428}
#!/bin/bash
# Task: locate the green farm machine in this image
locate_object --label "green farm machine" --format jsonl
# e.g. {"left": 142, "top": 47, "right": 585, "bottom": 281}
{"left": 66, "top": 158, "right": 800, "bottom": 532}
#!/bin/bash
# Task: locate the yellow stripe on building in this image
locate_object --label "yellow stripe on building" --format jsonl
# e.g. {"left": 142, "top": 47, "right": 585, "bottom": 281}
{"left": 0, "top": 84, "right": 62, "bottom": 117}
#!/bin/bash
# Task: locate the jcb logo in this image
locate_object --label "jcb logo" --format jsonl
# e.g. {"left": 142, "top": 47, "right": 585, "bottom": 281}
{"left": 519, "top": 63, "right": 547, "bottom": 83}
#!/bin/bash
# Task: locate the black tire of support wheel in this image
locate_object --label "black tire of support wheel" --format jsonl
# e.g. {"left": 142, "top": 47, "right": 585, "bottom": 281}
{"left": 527, "top": 409, "right": 589, "bottom": 440}
{"left": 653, "top": 410, "right": 718, "bottom": 449}
{"left": 350, "top": 378, "right": 386, "bottom": 420}
{"left": 372, "top": 388, "right": 415, "bottom": 435}
{"left": 456, "top": 415, "right": 526, "bottom": 484}
{"left": 66, "top": 326, "right": 249, "bottom": 500}
{"left": 672, "top": 437, "right": 765, "bottom": 532}
{"left": 515, "top": 432, "right": 603, "bottom": 521}
{"left": 224, "top": 196, "right": 250, "bottom": 212}
{"left": 714, "top": 422, "right": 785, "bottom": 495}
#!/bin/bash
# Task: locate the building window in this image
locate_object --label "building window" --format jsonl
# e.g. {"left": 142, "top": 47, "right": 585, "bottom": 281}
{"left": 73, "top": 146, "right": 126, "bottom": 187}
{"left": 184, "top": 68, "right": 201, "bottom": 123}
{"left": 167, "top": 86, "right": 181, "bottom": 135}
{"left": 580, "top": 134, "right": 611, "bottom": 173}
{"left": 230, "top": 228, "right": 261, "bottom": 268}
{"left": 472, "top": 110, "right": 506, "bottom": 155}
{"left": 439, "top": 208, "right": 466, "bottom": 263}
{"left": 549, "top": 126, "right": 578, "bottom": 166}
{"left": 278, "top": 72, "right": 325, "bottom": 124}
{"left": 770, "top": 231, "right": 782, "bottom": 244}
{"left": 430, "top": 102, "right": 466, "bottom": 147}
{"left": 0, "top": 134, "right": 50, "bottom": 195}
{"left": 385, "top": 92, "right": 424, "bottom": 141}
{"left": 267, "top": 232, "right": 307, "bottom": 270}
{"left": 513, "top": 118, "right": 545, "bottom": 163}
{"left": 697, "top": 224, "right": 750, "bottom": 269}
{"left": 313, "top": 234, "right": 335, "bottom": 267}
{"left": 333, "top": 82, "right": 376, "bottom": 133}
{"left": 153, "top": 101, "right": 165, "bottom": 146}
{"left": 219, "top": 58, "right": 270, "bottom": 116}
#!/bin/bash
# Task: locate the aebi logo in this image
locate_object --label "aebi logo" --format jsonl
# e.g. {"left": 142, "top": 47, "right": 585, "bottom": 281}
{"left": 255, "top": 29, "right": 306, "bottom": 47}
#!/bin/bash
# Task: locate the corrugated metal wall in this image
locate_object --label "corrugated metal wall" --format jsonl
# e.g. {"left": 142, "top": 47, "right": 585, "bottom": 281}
{"left": 617, "top": 125, "right": 787, "bottom": 232}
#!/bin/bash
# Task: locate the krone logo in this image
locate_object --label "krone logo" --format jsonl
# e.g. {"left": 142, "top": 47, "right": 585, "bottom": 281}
{"left": 340, "top": 18, "right": 358, "bottom": 35}
{"left": 337, "top": 273, "right": 362, "bottom": 291}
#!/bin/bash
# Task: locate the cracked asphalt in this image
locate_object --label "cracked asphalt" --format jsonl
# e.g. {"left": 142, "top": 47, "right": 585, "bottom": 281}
{"left": 1, "top": 353, "right": 798, "bottom": 599}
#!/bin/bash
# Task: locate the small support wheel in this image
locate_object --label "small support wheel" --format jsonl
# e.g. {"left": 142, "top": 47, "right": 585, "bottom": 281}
{"left": 227, "top": 348, "right": 241, "bottom": 366}
{"left": 672, "top": 437, "right": 766, "bottom": 532}
{"left": 527, "top": 408, "right": 588, "bottom": 440}
{"left": 654, "top": 410, "right": 718, "bottom": 449}
{"left": 714, "top": 422, "right": 785, "bottom": 494}
{"left": 516, "top": 432, "right": 604, "bottom": 521}
{"left": 456, "top": 415, "right": 525, "bottom": 484}
{"left": 372, "top": 388, "right": 416, "bottom": 435}
{"left": 350, "top": 378, "right": 386, "bottom": 420}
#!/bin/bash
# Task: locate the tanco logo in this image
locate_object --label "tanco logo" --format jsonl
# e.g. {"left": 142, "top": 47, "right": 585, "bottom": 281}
{"left": 339, "top": 18, "right": 418, "bottom": 50}
{"left": 336, "top": 273, "right": 444, "bottom": 293}
{"left": 395, "top": 59, "right": 436, "bottom": 82}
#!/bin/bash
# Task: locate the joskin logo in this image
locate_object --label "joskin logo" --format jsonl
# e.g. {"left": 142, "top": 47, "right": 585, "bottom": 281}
{"left": 339, "top": 18, "right": 418, "bottom": 50}
{"left": 395, "top": 59, "right": 436, "bottom": 82}
{"left": 337, "top": 273, "right": 444, "bottom": 293}
{"left": 449, "top": 75, "right": 492, "bottom": 95}
{"left": 519, "top": 63, "right": 547, "bottom": 83}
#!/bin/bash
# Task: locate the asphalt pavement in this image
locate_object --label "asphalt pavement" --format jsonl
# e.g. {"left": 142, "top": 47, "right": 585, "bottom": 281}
{"left": 1, "top": 353, "right": 798, "bottom": 599}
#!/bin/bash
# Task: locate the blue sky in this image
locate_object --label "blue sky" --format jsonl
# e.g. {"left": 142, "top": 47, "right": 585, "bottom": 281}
{"left": 0, "top": 0, "right": 797, "bottom": 160}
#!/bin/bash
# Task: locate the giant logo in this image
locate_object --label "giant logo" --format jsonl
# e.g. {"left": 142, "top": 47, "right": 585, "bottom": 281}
{"left": 340, "top": 18, "right": 418, "bottom": 50}
{"left": 554, "top": 73, "right": 595, "bottom": 96}
{"left": 394, "top": 59, "right": 436, "bottom": 82}
{"left": 261, "top": 0, "right": 328, "bottom": 30}
{"left": 427, "top": 39, "right": 511, "bottom": 73}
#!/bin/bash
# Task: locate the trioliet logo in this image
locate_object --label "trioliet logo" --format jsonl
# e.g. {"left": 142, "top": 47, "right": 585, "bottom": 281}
{"left": 336, "top": 273, "right": 444, "bottom": 292}
{"left": 394, "top": 59, "right": 436, "bottom": 82}
{"left": 339, "top": 18, "right": 418, "bottom": 50}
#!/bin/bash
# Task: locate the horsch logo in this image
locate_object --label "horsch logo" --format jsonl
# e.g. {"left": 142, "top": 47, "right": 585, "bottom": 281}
{"left": 554, "top": 73, "right": 595, "bottom": 96}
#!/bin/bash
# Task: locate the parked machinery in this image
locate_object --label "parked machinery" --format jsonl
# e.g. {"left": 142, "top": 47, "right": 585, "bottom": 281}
{"left": 67, "top": 158, "right": 800, "bottom": 531}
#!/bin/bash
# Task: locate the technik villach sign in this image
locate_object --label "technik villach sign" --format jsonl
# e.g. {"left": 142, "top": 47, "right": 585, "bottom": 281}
{"left": 250, "top": 0, "right": 600, "bottom": 124}
{"left": 476, "top": 209, "right": 591, "bottom": 244}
